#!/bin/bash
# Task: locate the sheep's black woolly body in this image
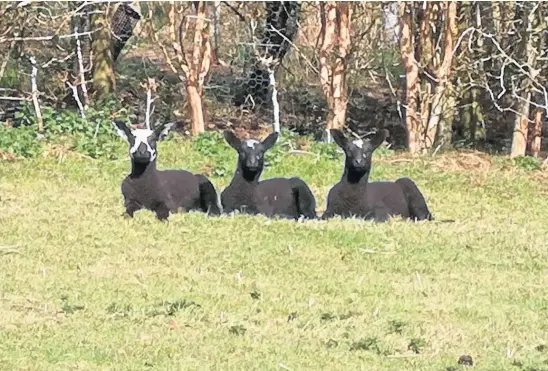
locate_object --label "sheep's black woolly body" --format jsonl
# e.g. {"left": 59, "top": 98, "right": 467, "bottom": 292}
{"left": 322, "top": 129, "right": 433, "bottom": 222}
{"left": 322, "top": 177, "right": 432, "bottom": 222}
{"left": 113, "top": 119, "right": 220, "bottom": 221}
{"left": 221, "top": 169, "right": 316, "bottom": 219}
{"left": 221, "top": 130, "right": 317, "bottom": 220}
{"left": 121, "top": 161, "right": 221, "bottom": 220}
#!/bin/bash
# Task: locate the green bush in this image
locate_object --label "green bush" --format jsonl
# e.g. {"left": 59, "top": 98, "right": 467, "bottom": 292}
{"left": 191, "top": 128, "right": 313, "bottom": 177}
{"left": 513, "top": 155, "right": 541, "bottom": 171}
{"left": 2, "top": 100, "right": 396, "bottom": 162}
{"left": 0, "top": 124, "right": 43, "bottom": 158}
{"left": 264, "top": 128, "right": 300, "bottom": 166}
{"left": 192, "top": 131, "right": 233, "bottom": 177}
{"left": 311, "top": 142, "right": 341, "bottom": 161}
{"left": 10, "top": 99, "right": 130, "bottom": 160}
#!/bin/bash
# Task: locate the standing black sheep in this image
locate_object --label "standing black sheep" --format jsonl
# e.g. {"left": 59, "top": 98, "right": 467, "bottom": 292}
{"left": 112, "top": 120, "right": 220, "bottom": 220}
{"left": 221, "top": 130, "right": 317, "bottom": 219}
{"left": 322, "top": 129, "right": 433, "bottom": 222}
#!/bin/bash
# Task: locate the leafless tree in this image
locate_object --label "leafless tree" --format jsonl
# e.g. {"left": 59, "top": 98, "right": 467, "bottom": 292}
{"left": 149, "top": 2, "right": 212, "bottom": 135}
{"left": 318, "top": 2, "right": 351, "bottom": 139}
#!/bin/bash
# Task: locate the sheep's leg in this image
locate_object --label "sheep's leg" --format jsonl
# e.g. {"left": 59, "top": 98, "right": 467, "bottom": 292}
{"left": 276, "top": 213, "right": 299, "bottom": 220}
{"left": 321, "top": 209, "right": 336, "bottom": 220}
{"left": 196, "top": 174, "right": 221, "bottom": 216}
{"left": 154, "top": 202, "right": 170, "bottom": 221}
{"left": 395, "top": 177, "right": 433, "bottom": 221}
{"left": 372, "top": 207, "right": 390, "bottom": 223}
{"left": 243, "top": 203, "right": 262, "bottom": 216}
{"left": 290, "top": 177, "right": 317, "bottom": 219}
{"left": 123, "top": 200, "right": 141, "bottom": 218}
{"left": 321, "top": 196, "right": 340, "bottom": 220}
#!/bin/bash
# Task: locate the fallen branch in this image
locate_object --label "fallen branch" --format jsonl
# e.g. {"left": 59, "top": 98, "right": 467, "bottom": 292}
{"left": 0, "top": 96, "right": 31, "bottom": 101}
{"left": 65, "top": 81, "right": 86, "bottom": 118}
{"left": 41, "top": 52, "right": 75, "bottom": 69}
{"left": 287, "top": 150, "right": 321, "bottom": 162}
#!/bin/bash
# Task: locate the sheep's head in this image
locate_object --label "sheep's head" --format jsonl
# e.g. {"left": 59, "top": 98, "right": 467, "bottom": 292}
{"left": 330, "top": 129, "right": 388, "bottom": 174}
{"left": 112, "top": 120, "right": 174, "bottom": 164}
{"left": 224, "top": 130, "right": 278, "bottom": 174}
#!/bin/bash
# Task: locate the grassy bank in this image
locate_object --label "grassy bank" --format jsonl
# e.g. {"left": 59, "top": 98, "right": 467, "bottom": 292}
{"left": 1, "top": 138, "right": 547, "bottom": 370}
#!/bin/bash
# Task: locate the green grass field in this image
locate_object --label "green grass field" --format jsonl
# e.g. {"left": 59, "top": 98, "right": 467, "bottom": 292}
{"left": 1, "top": 137, "right": 548, "bottom": 371}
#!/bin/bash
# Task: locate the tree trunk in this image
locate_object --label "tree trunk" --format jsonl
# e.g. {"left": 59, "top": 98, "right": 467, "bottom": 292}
{"left": 455, "top": 1, "right": 470, "bottom": 141}
{"left": 319, "top": 2, "right": 336, "bottom": 103}
{"left": 491, "top": 1, "right": 501, "bottom": 36}
{"left": 211, "top": 1, "right": 221, "bottom": 64}
{"left": 511, "top": 2, "right": 538, "bottom": 158}
{"left": 156, "top": 2, "right": 211, "bottom": 135}
{"left": 382, "top": 2, "right": 399, "bottom": 45}
{"left": 319, "top": 2, "right": 337, "bottom": 132}
{"left": 457, "top": 89, "right": 470, "bottom": 140}
{"left": 428, "top": 1, "right": 457, "bottom": 149}
{"left": 91, "top": 3, "right": 115, "bottom": 98}
{"left": 398, "top": 1, "right": 420, "bottom": 154}
{"left": 418, "top": 2, "right": 433, "bottom": 147}
{"left": 455, "top": 1, "right": 485, "bottom": 144}
{"left": 319, "top": 2, "right": 351, "bottom": 135}
{"left": 512, "top": 94, "right": 531, "bottom": 157}
{"left": 528, "top": 109, "right": 543, "bottom": 157}
{"left": 472, "top": 92, "right": 484, "bottom": 141}
{"left": 499, "top": 1, "right": 517, "bottom": 53}
{"left": 333, "top": 2, "right": 350, "bottom": 130}
{"left": 439, "top": 84, "right": 456, "bottom": 148}
{"left": 186, "top": 85, "right": 205, "bottom": 135}
{"left": 187, "top": 1, "right": 211, "bottom": 134}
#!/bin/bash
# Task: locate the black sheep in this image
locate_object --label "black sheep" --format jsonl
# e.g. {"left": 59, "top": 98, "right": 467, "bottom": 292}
{"left": 221, "top": 130, "right": 317, "bottom": 219}
{"left": 112, "top": 120, "right": 220, "bottom": 220}
{"left": 322, "top": 129, "right": 433, "bottom": 222}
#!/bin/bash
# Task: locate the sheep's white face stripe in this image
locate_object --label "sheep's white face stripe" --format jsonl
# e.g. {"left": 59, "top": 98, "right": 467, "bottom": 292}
{"left": 130, "top": 129, "right": 156, "bottom": 160}
{"left": 352, "top": 139, "right": 364, "bottom": 149}
{"left": 245, "top": 139, "right": 259, "bottom": 148}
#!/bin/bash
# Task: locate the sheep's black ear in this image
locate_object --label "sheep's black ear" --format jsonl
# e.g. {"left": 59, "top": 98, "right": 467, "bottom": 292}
{"left": 261, "top": 132, "right": 278, "bottom": 151}
{"left": 154, "top": 122, "right": 175, "bottom": 141}
{"left": 112, "top": 120, "right": 131, "bottom": 142}
{"left": 369, "top": 129, "right": 389, "bottom": 150}
{"left": 330, "top": 129, "right": 347, "bottom": 149}
{"left": 224, "top": 130, "right": 241, "bottom": 150}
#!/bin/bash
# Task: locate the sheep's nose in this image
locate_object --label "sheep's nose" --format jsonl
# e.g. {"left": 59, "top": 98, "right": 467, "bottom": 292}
{"left": 133, "top": 143, "right": 151, "bottom": 162}
{"left": 352, "top": 158, "right": 366, "bottom": 169}
{"left": 247, "top": 159, "right": 259, "bottom": 170}
{"left": 137, "top": 143, "right": 149, "bottom": 154}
